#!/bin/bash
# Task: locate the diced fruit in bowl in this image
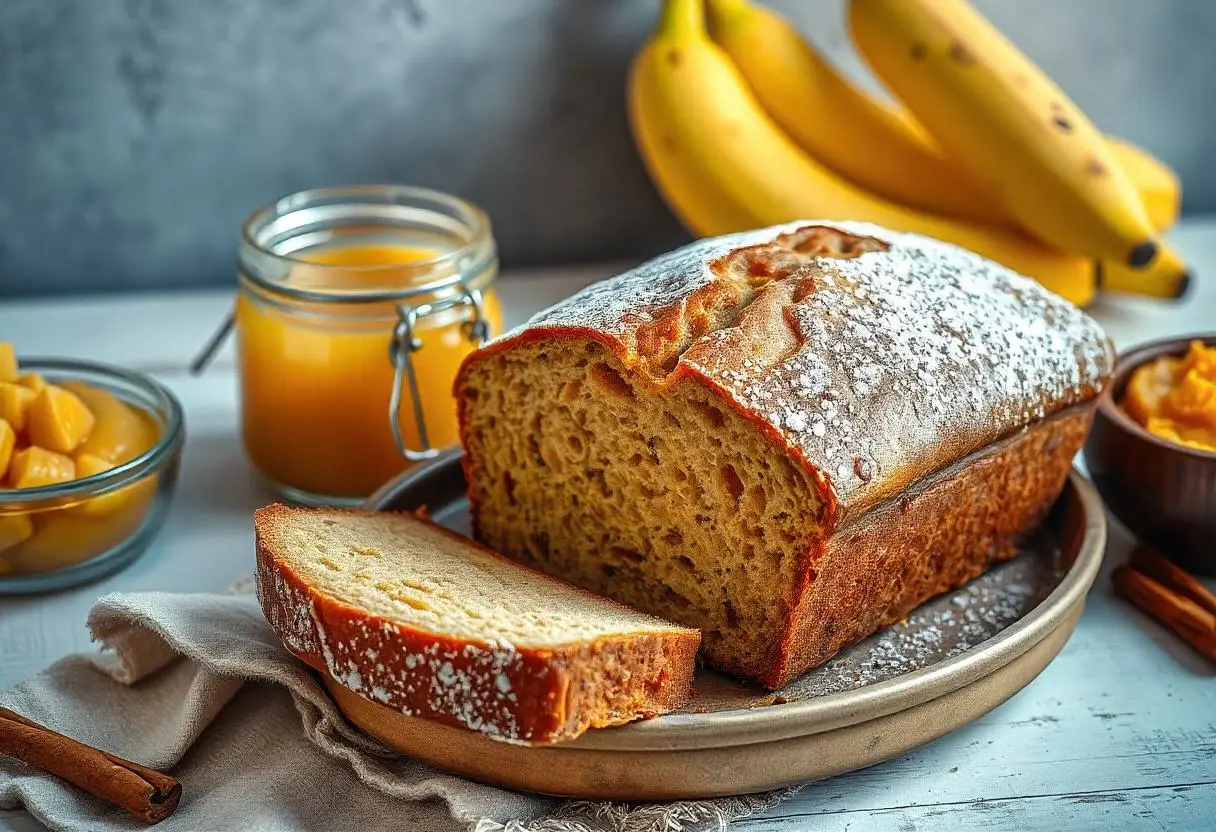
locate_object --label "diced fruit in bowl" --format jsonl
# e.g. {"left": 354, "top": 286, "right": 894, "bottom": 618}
{"left": 0, "top": 513, "right": 33, "bottom": 555}
{"left": 0, "top": 344, "right": 16, "bottom": 383}
{"left": 0, "top": 344, "right": 182, "bottom": 587}
{"left": 0, "top": 383, "right": 36, "bottom": 432}
{"left": 0, "top": 420, "right": 14, "bottom": 477}
{"left": 6, "top": 504, "right": 154, "bottom": 573}
{"left": 27, "top": 385, "right": 96, "bottom": 454}
{"left": 17, "top": 373, "right": 46, "bottom": 394}
{"left": 72, "top": 455, "right": 157, "bottom": 518}
{"left": 63, "top": 381, "right": 158, "bottom": 464}
{"left": 8, "top": 446, "right": 75, "bottom": 489}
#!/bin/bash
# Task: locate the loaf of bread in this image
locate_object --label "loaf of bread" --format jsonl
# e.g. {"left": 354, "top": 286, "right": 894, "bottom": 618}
{"left": 254, "top": 505, "right": 700, "bottom": 743}
{"left": 456, "top": 221, "right": 1114, "bottom": 690}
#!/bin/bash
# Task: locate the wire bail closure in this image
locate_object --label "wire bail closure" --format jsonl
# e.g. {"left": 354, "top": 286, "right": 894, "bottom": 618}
{"left": 387, "top": 286, "right": 488, "bottom": 461}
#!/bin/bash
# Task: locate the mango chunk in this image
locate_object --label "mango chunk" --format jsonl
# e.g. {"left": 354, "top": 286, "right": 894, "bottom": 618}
{"left": 74, "top": 453, "right": 113, "bottom": 479}
{"left": 0, "top": 343, "right": 17, "bottom": 383}
{"left": 17, "top": 373, "right": 46, "bottom": 394}
{"left": 0, "top": 419, "right": 14, "bottom": 480}
{"left": 0, "top": 513, "right": 33, "bottom": 553}
{"left": 61, "top": 382, "right": 156, "bottom": 463}
{"left": 8, "top": 446, "right": 75, "bottom": 489}
{"left": 73, "top": 455, "right": 156, "bottom": 517}
{"left": 27, "top": 385, "right": 96, "bottom": 454}
{"left": 0, "top": 383, "right": 36, "bottom": 433}
{"left": 6, "top": 501, "right": 150, "bottom": 573}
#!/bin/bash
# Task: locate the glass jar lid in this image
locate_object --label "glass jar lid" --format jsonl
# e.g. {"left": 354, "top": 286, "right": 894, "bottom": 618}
{"left": 240, "top": 184, "right": 497, "bottom": 308}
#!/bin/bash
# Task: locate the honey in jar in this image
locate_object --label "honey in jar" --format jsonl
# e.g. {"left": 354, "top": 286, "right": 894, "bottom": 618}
{"left": 234, "top": 186, "right": 501, "bottom": 504}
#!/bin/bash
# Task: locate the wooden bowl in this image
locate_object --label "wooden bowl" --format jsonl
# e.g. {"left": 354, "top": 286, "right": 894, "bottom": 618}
{"left": 1083, "top": 333, "right": 1216, "bottom": 575}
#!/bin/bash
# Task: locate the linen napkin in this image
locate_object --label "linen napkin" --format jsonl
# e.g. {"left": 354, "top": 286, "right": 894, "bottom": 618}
{"left": 0, "top": 585, "right": 797, "bottom": 831}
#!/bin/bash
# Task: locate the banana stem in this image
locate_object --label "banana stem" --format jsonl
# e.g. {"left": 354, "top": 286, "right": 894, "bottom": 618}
{"left": 656, "top": 0, "right": 707, "bottom": 38}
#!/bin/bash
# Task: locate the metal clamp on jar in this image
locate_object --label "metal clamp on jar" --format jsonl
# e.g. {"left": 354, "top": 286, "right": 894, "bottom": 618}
{"left": 193, "top": 185, "right": 501, "bottom": 506}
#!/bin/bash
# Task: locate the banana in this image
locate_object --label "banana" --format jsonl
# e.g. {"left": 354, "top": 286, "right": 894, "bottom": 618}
{"left": 1098, "top": 141, "right": 1187, "bottom": 299}
{"left": 627, "top": 0, "right": 1095, "bottom": 306}
{"left": 848, "top": 0, "right": 1160, "bottom": 270}
{"left": 707, "top": 0, "right": 1182, "bottom": 236}
{"left": 704, "top": 0, "right": 1003, "bottom": 223}
{"left": 1107, "top": 138, "right": 1182, "bottom": 232}
{"left": 1099, "top": 243, "right": 1191, "bottom": 300}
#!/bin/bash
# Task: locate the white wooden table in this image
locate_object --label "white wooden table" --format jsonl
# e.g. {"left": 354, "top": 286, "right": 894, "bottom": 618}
{"left": 3, "top": 222, "right": 1216, "bottom": 831}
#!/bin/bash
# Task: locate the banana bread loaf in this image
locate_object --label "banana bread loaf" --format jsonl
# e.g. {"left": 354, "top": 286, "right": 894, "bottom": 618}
{"left": 456, "top": 221, "right": 1114, "bottom": 689}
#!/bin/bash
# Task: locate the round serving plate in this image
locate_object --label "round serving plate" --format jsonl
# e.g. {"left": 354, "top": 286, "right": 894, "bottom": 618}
{"left": 342, "top": 450, "right": 1105, "bottom": 800}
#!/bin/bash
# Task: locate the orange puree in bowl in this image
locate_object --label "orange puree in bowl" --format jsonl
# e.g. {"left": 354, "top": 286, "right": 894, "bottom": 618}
{"left": 1122, "top": 340, "right": 1216, "bottom": 452}
{"left": 236, "top": 243, "right": 502, "bottom": 500}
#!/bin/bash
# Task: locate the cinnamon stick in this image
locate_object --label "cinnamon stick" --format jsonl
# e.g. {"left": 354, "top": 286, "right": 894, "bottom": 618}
{"left": 1130, "top": 546, "right": 1216, "bottom": 618}
{"left": 1113, "top": 565, "right": 1216, "bottom": 664}
{"left": 0, "top": 707, "right": 181, "bottom": 824}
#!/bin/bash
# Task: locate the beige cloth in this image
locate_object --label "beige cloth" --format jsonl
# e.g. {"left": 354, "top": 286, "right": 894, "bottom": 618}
{"left": 0, "top": 587, "right": 796, "bottom": 831}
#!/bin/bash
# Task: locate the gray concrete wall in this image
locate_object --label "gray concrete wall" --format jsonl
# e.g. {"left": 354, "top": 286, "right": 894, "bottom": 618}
{"left": 1, "top": 0, "right": 1212, "bottom": 297}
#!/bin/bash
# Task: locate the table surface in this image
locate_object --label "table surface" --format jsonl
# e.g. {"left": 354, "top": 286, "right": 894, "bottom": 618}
{"left": 2, "top": 222, "right": 1216, "bottom": 831}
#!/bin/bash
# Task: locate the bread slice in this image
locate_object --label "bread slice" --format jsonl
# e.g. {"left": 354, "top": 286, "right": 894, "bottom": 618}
{"left": 254, "top": 505, "right": 700, "bottom": 744}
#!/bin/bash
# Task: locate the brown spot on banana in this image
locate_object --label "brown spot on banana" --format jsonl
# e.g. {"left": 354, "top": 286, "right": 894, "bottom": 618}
{"left": 911, "top": 43, "right": 928, "bottom": 61}
{"left": 1126, "top": 241, "right": 1159, "bottom": 268}
{"left": 666, "top": 48, "right": 682, "bottom": 67}
{"left": 948, "top": 42, "right": 976, "bottom": 65}
{"left": 1085, "top": 157, "right": 1108, "bottom": 177}
{"left": 1176, "top": 271, "right": 1194, "bottom": 298}
{"left": 1052, "top": 115, "right": 1073, "bottom": 133}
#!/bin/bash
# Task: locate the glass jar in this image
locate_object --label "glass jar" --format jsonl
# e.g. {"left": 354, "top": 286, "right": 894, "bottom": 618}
{"left": 234, "top": 185, "right": 501, "bottom": 505}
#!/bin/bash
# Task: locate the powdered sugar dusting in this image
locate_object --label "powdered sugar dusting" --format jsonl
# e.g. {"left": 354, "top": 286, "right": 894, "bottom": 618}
{"left": 497, "top": 221, "right": 1113, "bottom": 513}
{"left": 510, "top": 233, "right": 748, "bottom": 340}
{"left": 260, "top": 567, "right": 322, "bottom": 658}
{"left": 784, "top": 542, "right": 1051, "bottom": 697}
{"left": 695, "top": 224, "right": 1111, "bottom": 509}
{"left": 326, "top": 614, "right": 529, "bottom": 740}
{"left": 357, "top": 620, "right": 524, "bottom": 737}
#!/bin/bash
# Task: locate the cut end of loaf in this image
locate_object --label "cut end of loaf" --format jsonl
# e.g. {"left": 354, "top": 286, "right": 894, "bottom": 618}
{"left": 254, "top": 505, "right": 699, "bottom": 744}
{"left": 458, "top": 340, "right": 826, "bottom": 683}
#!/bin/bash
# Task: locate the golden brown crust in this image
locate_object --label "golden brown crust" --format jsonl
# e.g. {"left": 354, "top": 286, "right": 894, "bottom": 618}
{"left": 764, "top": 405, "right": 1094, "bottom": 689}
{"left": 459, "top": 222, "right": 1113, "bottom": 520}
{"left": 253, "top": 505, "right": 699, "bottom": 744}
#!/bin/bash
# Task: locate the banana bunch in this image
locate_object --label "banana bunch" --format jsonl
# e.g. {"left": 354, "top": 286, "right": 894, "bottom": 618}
{"left": 627, "top": 0, "right": 1190, "bottom": 305}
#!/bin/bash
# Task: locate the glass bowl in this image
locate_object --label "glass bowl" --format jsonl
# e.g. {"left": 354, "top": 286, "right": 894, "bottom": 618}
{"left": 0, "top": 359, "right": 185, "bottom": 593}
